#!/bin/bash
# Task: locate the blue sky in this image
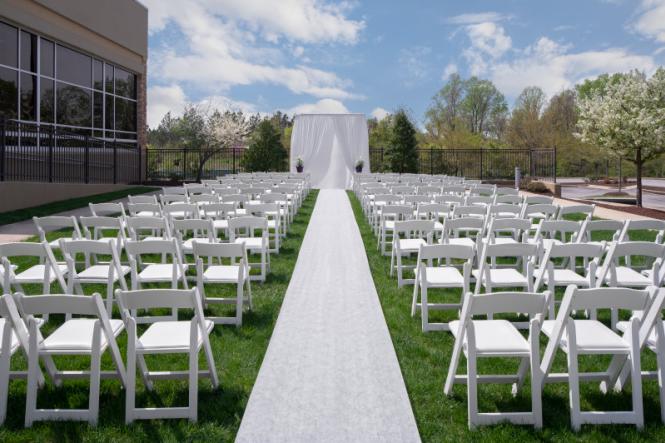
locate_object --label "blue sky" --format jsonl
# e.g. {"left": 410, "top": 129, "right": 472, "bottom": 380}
{"left": 141, "top": 0, "right": 665, "bottom": 128}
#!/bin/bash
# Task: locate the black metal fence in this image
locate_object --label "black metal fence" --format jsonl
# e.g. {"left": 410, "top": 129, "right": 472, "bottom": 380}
{"left": 370, "top": 147, "right": 556, "bottom": 181}
{"left": 0, "top": 120, "right": 141, "bottom": 184}
{"left": 145, "top": 148, "right": 246, "bottom": 182}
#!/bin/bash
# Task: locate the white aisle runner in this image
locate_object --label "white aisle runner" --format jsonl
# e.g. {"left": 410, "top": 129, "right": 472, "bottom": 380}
{"left": 236, "top": 189, "right": 420, "bottom": 442}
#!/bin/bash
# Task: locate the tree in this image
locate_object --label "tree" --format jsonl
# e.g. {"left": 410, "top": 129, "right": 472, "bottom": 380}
{"left": 506, "top": 86, "right": 547, "bottom": 149}
{"left": 425, "top": 73, "right": 465, "bottom": 137}
{"left": 386, "top": 109, "right": 419, "bottom": 173}
{"left": 202, "top": 109, "right": 253, "bottom": 180}
{"left": 577, "top": 69, "right": 665, "bottom": 207}
{"left": 461, "top": 77, "right": 507, "bottom": 135}
{"left": 241, "top": 119, "right": 288, "bottom": 171}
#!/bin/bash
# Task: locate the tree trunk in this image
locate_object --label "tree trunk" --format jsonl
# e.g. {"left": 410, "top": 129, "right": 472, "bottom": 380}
{"left": 636, "top": 146, "right": 643, "bottom": 208}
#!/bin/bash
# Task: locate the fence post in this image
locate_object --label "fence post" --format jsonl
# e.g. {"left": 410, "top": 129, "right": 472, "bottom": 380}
{"left": 48, "top": 125, "right": 54, "bottom": 182}
{"left": 84, "top": 135, "right": 89, "bottom": 184}
{"left": 182, "top": 148, "right": 187, "bottom": 181}
{"left": 430, "top": 148, "right": 433, "bottom": 174}
{"left": 0, "top": 118, "right": 6, "bottom": 181}
{"left": 479, "top": 149, "right": 484, "bottom": 181}
{"left": 553, "top": 147, "right": 557, "bottom": 183}
{"left": 232, "top": 148, "right": 236, "bottom": 174}
{"left": 113, "top": 140, "right": 117, "bottom": 184}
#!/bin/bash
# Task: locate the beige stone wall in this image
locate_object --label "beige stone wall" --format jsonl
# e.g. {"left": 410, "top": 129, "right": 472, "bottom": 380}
{"left": 0, "top": 182, "right": 134, "bottom": 212}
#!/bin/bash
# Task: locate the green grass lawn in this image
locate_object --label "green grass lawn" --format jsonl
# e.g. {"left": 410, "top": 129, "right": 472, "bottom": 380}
{"left": 0, "top": 190, "right": 318, "bottom": 442}
{"left": 347, "top": 191, "right": 665, "bottom": 443}
{"left": 0, "top": 186, "right": 159, "bottom": 226}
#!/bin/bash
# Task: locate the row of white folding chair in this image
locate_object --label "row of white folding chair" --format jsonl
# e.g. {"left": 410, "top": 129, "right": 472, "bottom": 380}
{"left": 444, "top": 286, "right": 665, "bottom": 430}
{"left": 0, "top": 288, "right": 217, "bottom": 426}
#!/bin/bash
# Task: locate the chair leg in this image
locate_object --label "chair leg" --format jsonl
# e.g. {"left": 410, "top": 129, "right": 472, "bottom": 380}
{"left": 567, "top": 346, "right": 581, "bottom": 431}
{"left": 88, "top": 331, "right": 102, "bottom": 426}
{"left": 0, "top": 328, "right": 11, "bottom": 425}
{"left": 629, "top": 321, "right": 644, "bottom": 429}
{"left": 126, "top": 334, "right": 136, "bottom": 424}
{"left": 467, "top": 347, "right": 478, "bottom": 430}
{"left": 421, "top": 285, "right": 429, "bottom": 332}
{"left": 411, "top": 275, "right": 419, "bottom": 317}
{"left": 25, "top": 329, "right": 40, "bottom": 428}
{"left": 188, "top": 346, "right": 198, "bottom": 422}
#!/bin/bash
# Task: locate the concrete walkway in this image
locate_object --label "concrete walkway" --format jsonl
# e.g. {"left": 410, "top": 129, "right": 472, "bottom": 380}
{"left": 522, "top": 192, "right": 656, "bottom": 221}
{"left": 0, "top": 193, "right": 154, "bottom": 244}
{"left": 236, "top": 189, "right": 420, "bottom": 443}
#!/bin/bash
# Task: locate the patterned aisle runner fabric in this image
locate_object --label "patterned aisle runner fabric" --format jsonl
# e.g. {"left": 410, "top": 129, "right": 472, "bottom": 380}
{"left": 236, "top": 189, "right": 420, "bottom": 443}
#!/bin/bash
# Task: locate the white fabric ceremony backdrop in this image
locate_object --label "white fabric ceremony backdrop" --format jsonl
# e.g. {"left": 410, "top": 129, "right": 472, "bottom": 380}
{"left": 290, "top": 114, "right": 369, "bottom": 189}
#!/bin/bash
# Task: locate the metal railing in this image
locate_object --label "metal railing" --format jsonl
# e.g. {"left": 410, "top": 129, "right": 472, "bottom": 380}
{"left": 0, "top": 119, "right": 141, "bottom": 184}
{"left": 145, "top": 147, "right": 247, "bottom": 182}
{"left": 369, "top": 147, "right": 557, "bottom": 182}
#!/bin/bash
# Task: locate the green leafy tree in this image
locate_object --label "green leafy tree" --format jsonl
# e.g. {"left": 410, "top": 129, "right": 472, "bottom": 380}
{"left": 386, "top": 109, "right": 419, "bottom": 173}
{"left": 241, "top": 119, "right": 288, "bottom": 172}
{"left": 506, "top": 86, "right": 547, "bottom": 149}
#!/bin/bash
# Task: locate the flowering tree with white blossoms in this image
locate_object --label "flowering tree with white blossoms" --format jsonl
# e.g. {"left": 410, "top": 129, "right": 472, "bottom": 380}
{"left": 576, "top": 68, "right": 665, "bottom": 207}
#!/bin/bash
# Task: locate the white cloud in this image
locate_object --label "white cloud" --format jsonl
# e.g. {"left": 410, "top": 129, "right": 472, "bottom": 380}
{"left": 283, "top": 98, "right": 349, "bottom": 115}
{"left": 462, "top": 21, "right": 512, "bottom": 75}
{"left": 399, "top": 46, "right": 432, "bottom": 87}
{"left": 632, "top": 0, "right": 665, "bottom": 42}
{"left": 482, "top": 37, "right": 656, "bottom": 99}
{"left": 442, "top": 63, "right": 458, "bottom": 80}
{"left": 147, "top": 84, "right": 187, "bottom": 128}
{"left": 143, "top": 0, "right": 364, "bottom": 121}
{"left": 445, "top": 12, "right": 510, "bottom": 25}
{"left": 370, "top": 107, "right": 389, "bottom": 120}
{"left": 142, "top": 0, "right": 364, "bottom": 43}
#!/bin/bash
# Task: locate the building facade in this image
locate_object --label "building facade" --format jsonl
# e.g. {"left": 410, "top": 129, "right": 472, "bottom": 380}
{"left": 0, "top": 0, "right": 148, "bottom": 147}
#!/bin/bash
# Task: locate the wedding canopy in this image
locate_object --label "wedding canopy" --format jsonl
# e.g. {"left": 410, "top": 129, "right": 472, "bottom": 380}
{"left": 290, "top": 114, "right": 369, "bottom": 189}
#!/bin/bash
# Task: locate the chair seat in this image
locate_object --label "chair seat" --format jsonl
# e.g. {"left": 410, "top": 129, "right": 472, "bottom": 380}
{"left": 397, "top": 238, "right": 426, "bottom": 252}
{"left": 203, "top": 265, "right": 242, "bottom": 283}
{"left": 137, "top": 320, "right": 214, "bottom": 353}
{"left": 449, "top": 319, "right": 530, "bottom": 356}
{"left": 234, "top": 237, "right": 265, "bottom": 250}
{"left": 606, "top": 266, "right": 653, "bottom": 287}
{"left": 419, "top": 266, "right": 465, "bottom": 287}
{"left": 0, "top": 319, "right": 20, "bottom": 354}
{"left": 48, "top": 238, "right": 76, "bottom": 249}
{"left": 42, "top": 319, "right": 124, "bottom": 352}
{"left": 212, "top": 219, "right": 229, "bottom": 230}
{"left": 182, "top": 238, "right": 215, "bottom": 252}
{"left": 490, "top": 237, "right": 519, "bottom": 246}
{"left": 14, "top": 264, "right": 68, "bottom": 283}
{"left": 267, "top": 220, "right": 278, "bottom": 229}
{"left": 617, "top": 320, "right": 659, "bottom": 349}
{"left": 78, "top": 264, "right": 131, "bottom": 280}
{"left": 138, "top": 264, "right": 188, "bottom": 281}
{"left": 472, "top": 269, "right": 529, "bottom": 287}
{"left": 134, "top": 211, "right": 159, "bottom": 217}
{"left": 541, "top": 269, "right": 589, "bottom": 286}
{"left": 445, "top": 237, "right": 476, "bottom": 248}
{"left": 542, "top": 320, "right": 629, "bottom": 354}
{"left": 383, "top": 220, "right": 395, "bottom": 230}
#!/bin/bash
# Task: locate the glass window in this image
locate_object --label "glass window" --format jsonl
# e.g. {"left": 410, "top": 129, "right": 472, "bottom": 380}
{"left": 56, "top": 81, "right": 91, "bottom": 127}
{"left": 40, "top": 77, "right": 54, "bottom": 123}
{"left": 115, "top": 97, "right": 136, "bottom": 132}
{"left": 93, "top": 91, "right": 103, "bottom": 128}
{"left": 116, "top": 131, "right": 137, "bottom": 141}
{"left": 0, "top": 21, "right": 18, "bottom": 68}
{"left": 93, "top": 59, "right": 103, "bottom": 90}
{"left": 105, "top": 64, "right": 113, "bottom": 94}
{"left": 20, "top": 72, "right": 36, "bottom": 121}
{"left": 40, "top": 38, "right": 54, "bottom": 77}
{"left": 20, "top": 31, "right": 37, "bottom": 73}
{"left": 0, "top": 66, "right": 18, "bottom": 119}
{"left": 114, "top": 67, "right": 136, "bottom": 99}
{"left": 105, "top": 93, "right": 113, "bottom": 129}
{"left": 56, "top": 44, "right": 91, "bottom": 87}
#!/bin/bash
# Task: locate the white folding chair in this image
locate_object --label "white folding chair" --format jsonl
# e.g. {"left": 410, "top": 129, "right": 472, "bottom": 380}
{"left": 440, "top": 217, "right": 484, "bottom": 251}
{"left": 162, "top": 203, "right": 198, "bottom": 221}
{"left": 125, "top": 216, "right": 172, "bottom": 241}
{"left": 89, "top": 202, "right": 127, "bottom": 218}
{"left": 0, "top": 242, "right": 67, "bottom": 296}
{"left": 619, "top": 219, "right": 665, "bottom": 244}
{"left": 18, "top": 293, "right": 126, "bottom": 426}
{"left": 378, "top": 205, "right": 412, "bottom": 255}
{"left": 473, "top": 243, "right": 538, "bottom": 295}
{"left": 246, "top": 203, "right": 282, "bottom": 253}
{"left": 116, "top": 288, "right": 218, "bottom": 423}
{"left": 534, "top": 242, "right": 606, "bottom": 318}
{"left": 557, "top": 204, "right": 595, "bottom": 221}
{"left": 127, "top": 202, "right": 162, "bottom": 218}
{"left": 444, "top": 291, "right": 549, "bottom": 429}
{"left": 577, "top": 219, "right": 625, "bottom": 244}
{"left": 125, "top": 239, "right": 189, "bottom": 291}
{"left": 128, "top": 194, "right": 158, "bottom": 204}
{"left": 487, "top": 204, "right": 522, "bottom": 219}
{"left": 228, "top": 216, "right": 270, "bottom": 282}
{"left": 60, "top": 239, "right": 130, "bottom": 314}
{"left": 540, "top": 286, "right": 650, "bottom": 430}
{"left": 193, "top": 242, "right": 252, "bottom": 326}
{"left": 411, "top": 243, "right": 473, "bottom": 331}
{"left": 0, "top": 294, "right": 46, "bottom": 425}
{"left": 79, "top": 216, "right": 127, "bottom": 257}
{"left": 33, "top": 216, "right": 82, "bottom": 251}
{"left": 391, "top": 220, "right": 434, "bottom": 287}
{"left": 200, "top": 202, "right": 237, "bottom": 240}
{"left": 173, "top": 218, "right": 217, "bottom": 255}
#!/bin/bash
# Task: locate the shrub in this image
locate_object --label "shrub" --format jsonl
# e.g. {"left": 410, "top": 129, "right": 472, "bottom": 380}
{"left": 241, "top": 120, "right": 287, "bottom": 171}
{"left": 385, "top": 109, "right": 419, "bottom": 173}
{"left": 527, "top": 181, "right": 549, "bottom": 193}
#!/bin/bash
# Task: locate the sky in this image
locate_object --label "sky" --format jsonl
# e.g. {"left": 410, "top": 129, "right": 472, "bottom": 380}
{"left": 140, "top": 0, "right": 665, "bottom": 128}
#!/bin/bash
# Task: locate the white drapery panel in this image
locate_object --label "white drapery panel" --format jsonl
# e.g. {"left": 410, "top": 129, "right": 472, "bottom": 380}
{"left": 290, "top": 114, "right": 369, "bottom": 189}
